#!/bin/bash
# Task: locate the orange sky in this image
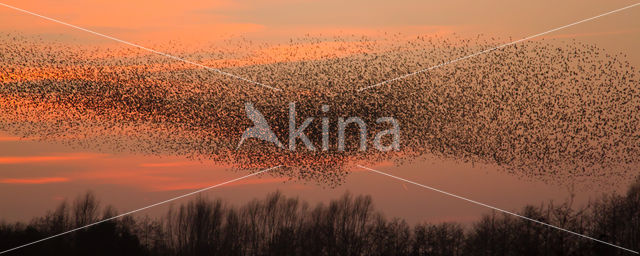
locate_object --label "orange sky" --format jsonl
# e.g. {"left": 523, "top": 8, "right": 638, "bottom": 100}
{"left": 0, "top": 131, "right": 629, "bottom": 225}
{"left": 1, "top": 0, "right": 638, "bottom": 51}
{"left": 0, "top": 177, "right": 69, "bottom": 184}
{"left": 1, "top": 0, "right": 639, "bottom": 224}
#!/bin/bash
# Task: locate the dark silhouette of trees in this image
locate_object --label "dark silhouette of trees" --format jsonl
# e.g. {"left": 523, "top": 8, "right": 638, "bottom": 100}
{"left": 412, "top": 222, "right": 464, "bottom": 256}
{"left": 1, "top": 177, "right": 639, "bottom": 255}
{"left": 0, "top": 192, "right": 145, "bottom": 256}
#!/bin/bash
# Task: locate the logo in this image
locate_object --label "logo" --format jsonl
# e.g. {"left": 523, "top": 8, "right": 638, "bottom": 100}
{"left": 237, "top": 102, "right": 400, "bottom": 152}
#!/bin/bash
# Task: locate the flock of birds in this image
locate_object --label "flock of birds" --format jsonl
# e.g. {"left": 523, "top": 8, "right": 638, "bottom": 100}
{"left": 0, "top": 32, "right": 638, "bottom": 186}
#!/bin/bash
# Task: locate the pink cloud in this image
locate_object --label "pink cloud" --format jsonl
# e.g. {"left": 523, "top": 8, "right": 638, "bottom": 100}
{"left": 138, "top": 161, "right": 200, "bottom": 168}
{"left": 0, "top": 177, "right": 70, "bottom": 184}
{"left": 0, "top": 153, "right": 104, "bottom": 164}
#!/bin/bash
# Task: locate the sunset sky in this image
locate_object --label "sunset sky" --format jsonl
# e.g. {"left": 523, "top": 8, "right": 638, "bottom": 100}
{"left": 1, "top": 0, "right": 639, "bottom": 226}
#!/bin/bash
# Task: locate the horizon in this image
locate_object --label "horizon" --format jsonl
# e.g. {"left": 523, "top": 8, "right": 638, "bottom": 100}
{"left": 1, "top": 0, "right": 639, "bottom": 255}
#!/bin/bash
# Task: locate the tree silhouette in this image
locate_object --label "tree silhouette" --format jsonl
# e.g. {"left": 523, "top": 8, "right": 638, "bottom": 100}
{"left": 1, "top": 177, "right": 639, "bottom": 255}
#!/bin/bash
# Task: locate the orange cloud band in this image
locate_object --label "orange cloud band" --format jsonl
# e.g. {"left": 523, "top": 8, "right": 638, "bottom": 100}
{"left": 0, "top": 177, "right": 70, "bottom": 184}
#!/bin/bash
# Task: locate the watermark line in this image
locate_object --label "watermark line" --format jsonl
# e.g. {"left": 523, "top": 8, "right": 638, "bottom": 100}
{"left": 357, "top": 164, "right": 639, "bottom": 254}
{"left": 358, "top": 2, "right": 640, "bottom": 92}
{"left": 0, "top": 2, "right": 281, "bottom": 92}
{"left": 0, "top": 165, "right": 282, "bottom": 255}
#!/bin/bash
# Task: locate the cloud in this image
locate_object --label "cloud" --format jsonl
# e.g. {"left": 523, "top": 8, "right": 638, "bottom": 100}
{"left": 138, "top": 161, "right": 199, "bottom": 168}
{"left": 0, "top": 177, "right": 70, "bottom": 184}
{"left": 0, "top": 153, "right": 104, "bottom": 164}
{"left": 0, "top": 0, "right": 263, "bottom": 43}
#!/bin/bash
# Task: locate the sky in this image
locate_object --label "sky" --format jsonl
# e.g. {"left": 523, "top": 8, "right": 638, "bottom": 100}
{"left": 1, "top": 0, "right": 639, "bottom": 224}
{"left": 0, "top": 131, "right": 601, "bottom": 224}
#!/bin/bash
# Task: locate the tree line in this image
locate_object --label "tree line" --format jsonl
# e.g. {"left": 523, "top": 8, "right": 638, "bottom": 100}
{"left": 1, "top": 178, "right": 638, "bottom": 255}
